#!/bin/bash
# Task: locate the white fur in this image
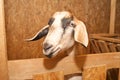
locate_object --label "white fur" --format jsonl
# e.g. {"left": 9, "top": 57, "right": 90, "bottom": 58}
{"left": 68, "top": 76, "right": 82, "bottom": 80}
{"left": 27, "top": 11, "right": 88, "bottom": 80}
{"left": 43, "top": 11, "right": 88, "bottom": 80}
{"left": 43, "top": 11, "right": 76, "bottom": 57}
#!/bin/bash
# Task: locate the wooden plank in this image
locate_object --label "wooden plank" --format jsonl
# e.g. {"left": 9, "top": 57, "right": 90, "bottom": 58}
{"left": 83, "top": 65, "right": 106, "bottom": 80}
{"left": 109, "top": 0, "right": 117, "bottom": 34}
{"left": 116, "top": 44, "right": 120, "bottom": 52}
{"left": 8, "top": 52, "right": 120, "bottom": 80}
{"left": 108, "top": 43, "right": 117, "bottom": 52}
{"left": 98, "top": 40, "right": 110, "bottom": 53}
{"left": 90, "top": 39, "right": 101, "bottom": 53}
{"left": 94, "top": 40, "right": 101, "bottom": 53}
{"left": 90, "top": 36, "right": 120, "bottom": 44}
{"left": 91, "top": 34, "right": 120, "bottom": 37}
{"left": 0, "top": 0, "right": 9, "bottom": 80}
{"left": 90, "top": 39, "right": 97, "bottom": 53}
{"left": 33, "top": 71, "right": 64, "bottom": 80}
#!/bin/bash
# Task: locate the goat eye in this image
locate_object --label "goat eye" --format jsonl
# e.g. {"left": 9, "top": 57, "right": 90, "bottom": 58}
{"left": 70, "top": 22, "right": 76, "bottom": 27}
{"left": 48, "top": 18, "right": 55, "bottom": 26}
{"left": 62, "top": 18, "right": 72, "bottom": 29}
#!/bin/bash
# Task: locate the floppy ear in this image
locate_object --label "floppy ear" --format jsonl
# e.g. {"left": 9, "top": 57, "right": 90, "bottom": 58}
{"left": 74, "top": 21, "right": 88, "bottom": 47}
{"left": 25, "top": 25, "right": 49, "bottom": 41}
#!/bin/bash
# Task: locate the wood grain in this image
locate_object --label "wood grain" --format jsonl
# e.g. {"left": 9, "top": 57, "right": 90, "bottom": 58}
{"left": 33, "top": 71, "right": 64, "bottom": 80}
{"left": 0, "top": 0, "right": 9, "bottom": 80}
{"left": 116, "top": 44, "right": 120, "bottom": 52}
{"left": 87, "top": 0, "right": 110, "bottom": 33}
{"left": 98, "top": 40, "right": 109, "bottom": 53}
{"left": 83, "top": 65, "right": 106, "bottom": 80}
{"left": 90, "top": 39, "right": 101, "bottom": 53}
{"left": 91, "top": 34, "right": 120, "bottom": 37}
{"left": 108, "top": 43, "right": 117, "bottom": 52}
{"left": 90, "top": 35, "right": 120, "bottom": 44}
{"left": 8, "top": 52, "right": 120, "bottom": 80}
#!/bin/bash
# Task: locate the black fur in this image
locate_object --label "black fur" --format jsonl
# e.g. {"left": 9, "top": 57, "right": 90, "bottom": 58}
{"left": 61, "top": 17, "right": 73, "bottom": 30}
{"left": 29, "top": 27, "right": 49, "bottom": 41}
{"left": 48, "top": 18, "right": 55, "bottom": 26}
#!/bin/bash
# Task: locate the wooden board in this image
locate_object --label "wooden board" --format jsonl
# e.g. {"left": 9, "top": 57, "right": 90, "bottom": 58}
{"left": 90, "top": 35, "right": 120, "bottom": 44}
{"left": 83, "top": 65, "right": 106, "bottom": 80}
{"left": 90, "top": 39, "right": 101, "bottom": 53}
{"left": 108, "top": 43, "right": 117, "bottom": 52}
{"left": 33, "top": 71, "right": 64, "bottom": 80}
{"left": 98, "top": 40, "right": 109, "bottom": 53}
{"left": 8, "top": 52, "right": 120, "bottom": 80}
{"left": 86, "top": 0, "right": 110, "bottom": 33}
{"left": 0, "top": 0, "right": 9, "bottom": 80}
{"left": 91, "top": 34, "right": 120, "bottom": 37}
{"left": 116, "top": 44, "right": 120, "bottom": 52}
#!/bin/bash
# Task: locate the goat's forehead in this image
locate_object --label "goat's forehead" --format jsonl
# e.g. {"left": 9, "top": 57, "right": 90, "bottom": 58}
{"left": 53, "top": 11, "right": 72, "bottom": 19}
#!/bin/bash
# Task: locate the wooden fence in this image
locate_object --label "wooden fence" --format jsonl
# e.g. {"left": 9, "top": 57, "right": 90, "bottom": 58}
{"left": 7, "top": 34, "right": 120, "bottom": 80}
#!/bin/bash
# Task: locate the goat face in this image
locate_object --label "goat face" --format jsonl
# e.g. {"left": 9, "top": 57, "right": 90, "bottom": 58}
{"left": 26, "top": 11, "right": 88, "bottom": 58}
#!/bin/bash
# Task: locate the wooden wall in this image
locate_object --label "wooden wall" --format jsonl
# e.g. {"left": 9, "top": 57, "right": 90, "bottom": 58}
{"left": 115, "top": 0, "right": 120, "bottom": 33}
{"left": 4, "top": 0, "right": 111, "bottom": 60}
{"left": 86, "top": 0, "right": 110, "bottom": 33}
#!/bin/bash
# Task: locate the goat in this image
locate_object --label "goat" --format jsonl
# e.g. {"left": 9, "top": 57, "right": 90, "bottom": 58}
{"left": 26, "top": 11, "right": 88, "bottom": 80}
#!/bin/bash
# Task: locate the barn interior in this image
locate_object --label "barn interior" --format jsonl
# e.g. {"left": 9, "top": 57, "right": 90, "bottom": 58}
{"left": 0, "top": 0, "right": 120, "bottom": 80}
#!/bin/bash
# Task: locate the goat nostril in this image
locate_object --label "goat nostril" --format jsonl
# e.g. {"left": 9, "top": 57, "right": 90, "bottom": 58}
{"left": 43, "top": 43, "right": 53, "bottom": 51}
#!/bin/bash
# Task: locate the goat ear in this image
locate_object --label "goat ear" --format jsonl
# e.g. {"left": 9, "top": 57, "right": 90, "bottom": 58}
{"left": 25, "top": 25, "right": 49, "bottom": 41}
{"left": 74, "top": 21, "right": 88, "bottom": 47}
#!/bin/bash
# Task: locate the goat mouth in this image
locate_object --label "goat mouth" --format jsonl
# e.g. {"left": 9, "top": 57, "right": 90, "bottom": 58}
{"left": 45, "top": 47, "right": 61, "bottom": 58}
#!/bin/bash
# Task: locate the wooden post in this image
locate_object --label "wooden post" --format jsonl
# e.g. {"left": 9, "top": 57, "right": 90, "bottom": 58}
{"left": 109, "top": 0, "right": 117, "bottom": 34}
{"left": 0, "top": 0, "right": 9, "bottom": 80}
